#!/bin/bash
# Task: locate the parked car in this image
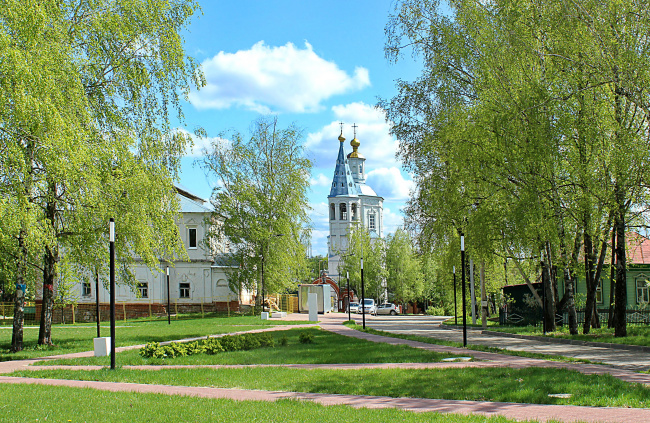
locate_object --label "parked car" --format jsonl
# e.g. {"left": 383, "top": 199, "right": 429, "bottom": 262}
{"left": 347, "top": 302, "right": 359, "bottom": 313}
{"left": 357, "top": 298, "right": 376, "bottom": 314}
{"left": 376, "top": 303, "right": 400, "bottom": 316}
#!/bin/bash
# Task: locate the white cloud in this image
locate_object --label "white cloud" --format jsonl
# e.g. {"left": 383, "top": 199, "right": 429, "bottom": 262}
{"left": 366, "top": 167, "right": 414, "bottom": 201}
{"left": 189, "top": 41, "right": 370, "bottom": 113}
{"left": 305, "top": 102, "right": 400, "bottom": 169}
{"left": 309, "top": 173, "right": 331, "bottom": 187}
{"left": 175, "top": 128, "right": 228, "bottom": 158}
{"left": 382, "top": 206, "right": 405, "bottom": 235}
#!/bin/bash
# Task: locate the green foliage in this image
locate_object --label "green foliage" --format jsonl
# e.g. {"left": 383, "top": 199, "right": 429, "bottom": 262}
{"left": 279, "top": 334, "right": 289, "bottom": 346}
{"left": 298, "top": 332, "right": 314, "bottom": 344}
{"left": 340, "top": 227, "right": 386, "bottom": 300}
{"left": 202, "top": 116, "right": 312, "bottom": 298}
{"left": 385, "top": 229, "right": 424, "bottom": 304}
{"left": 139, "top": 332, "right": 277, "bottom": 359}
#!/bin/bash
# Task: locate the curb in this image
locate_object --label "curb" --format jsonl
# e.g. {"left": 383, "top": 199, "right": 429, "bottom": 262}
{"left": 479, "top": 330, "right": 650, "bottom": 353}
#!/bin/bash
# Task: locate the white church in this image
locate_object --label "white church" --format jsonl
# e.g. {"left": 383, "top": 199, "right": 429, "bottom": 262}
{"left": 327, "top": 125, "right": 384, "bottom": 279}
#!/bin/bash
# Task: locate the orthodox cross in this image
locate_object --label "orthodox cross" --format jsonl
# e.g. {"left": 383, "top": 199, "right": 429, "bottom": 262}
{"left": 352, "top": 123, "right": 358, "bottom": 138}
{"left": 339, "top": 121, "right": 345, "bottom": 132}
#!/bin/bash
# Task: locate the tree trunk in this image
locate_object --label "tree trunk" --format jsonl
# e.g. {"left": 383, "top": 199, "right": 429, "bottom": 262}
{"left": 39, "top": 183, "right": 58, "bottom": 345}
{"left": 541, "top": 256, "right": 556, "bottom": 331}
{"left": 582, "top": 223, "right": 597, "bottom": 334}
{"left": 11, "top": 228, "right": 28, "bottom": 352}
{"left": 607, "top": 229, "right": 616, "bottom": 329}
{"left": 614, "top": 197, "right": 627, "bottom": 337}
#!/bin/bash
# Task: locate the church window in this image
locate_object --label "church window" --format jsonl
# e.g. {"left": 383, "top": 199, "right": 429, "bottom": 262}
{"left": 349, "top": 183, "right": 352, "bottom": 187}
{"left": 330, "top": 203, "right": 335, "bottom": 220}
{"left": 341, "top": 183, "right": 344, "bottom": 187}
{"left": 179, "top": 283, "right": 190, "bottom": 298}
{"left": 351, "top": 204, "right": 358, "bottom": 220}
{"left": 340, "top": 203, "right": 347, "bottom": 220}
{"left": 369, "top": 213, "right": 376, "bottom": 231}
{"left": 360, "top": 163, "right": 363, "bottom": 174}
{"left": 138, "top": 282, "right": 148, "bottom": 299}
{"left": 188, "top": 227, "right": 197, "bottom": 249}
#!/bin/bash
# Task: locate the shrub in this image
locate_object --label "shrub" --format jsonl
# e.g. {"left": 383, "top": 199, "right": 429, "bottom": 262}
{"left": 139, "top": 331, "right": 278, "bottom": 359}
{"left": 204, "top": 337, "right": 224, "bottom": 354}
{"left": 298, "top": 332, "right": 314, "bottom": 344}
{"left": 279, "top": 334, "right": 288, "bottom": 346}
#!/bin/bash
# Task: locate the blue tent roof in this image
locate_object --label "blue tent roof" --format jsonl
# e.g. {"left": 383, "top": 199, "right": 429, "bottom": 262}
{"left": 328, "top": 141, "right": 359, "bottom": 198}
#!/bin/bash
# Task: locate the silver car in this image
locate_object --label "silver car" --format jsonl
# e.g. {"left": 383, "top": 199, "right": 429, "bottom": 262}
{"left": 357, "top": 298, "right": 376, "bottom": 314}
{"left": 376, "top": 303, "right": 400, "bottom": 315}
{"left": 348, "top": 302, "right": 359, "bottom": 313}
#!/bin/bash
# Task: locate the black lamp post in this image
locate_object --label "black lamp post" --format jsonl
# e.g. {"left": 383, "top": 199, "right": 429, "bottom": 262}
{"left": 109, "top": 218, "right": 116, "bottom": 370}
{"left": 453, "top": 266, "right": 457, "bottom": 325}
{"left": 95, "top": 269, "right": 100, "bottom": 338}
{"left": 166, "top": 266, "right": 171, "bottom": 325}
{"left": 361, "top": 257, "right": 366, "bottom": 329}
{"left": 461, "top": 233, "right": 467, "bottom": 347}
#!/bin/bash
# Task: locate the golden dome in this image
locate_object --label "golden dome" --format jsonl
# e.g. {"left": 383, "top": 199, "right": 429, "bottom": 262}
{"left": 349, "top": 137, "right": 361, "bottom": 158}
{"left": 338, "top": 130, "right": 346, "bottom": 143}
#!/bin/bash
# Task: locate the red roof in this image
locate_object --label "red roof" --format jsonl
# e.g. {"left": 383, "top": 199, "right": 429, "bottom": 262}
{"left": 626, "top": 232, "right": 650, "bottom": 265}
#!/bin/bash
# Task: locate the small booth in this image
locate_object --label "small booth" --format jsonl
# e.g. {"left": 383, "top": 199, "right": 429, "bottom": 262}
{"left": 298, "top": 284, "right": 334, "bottom": 314}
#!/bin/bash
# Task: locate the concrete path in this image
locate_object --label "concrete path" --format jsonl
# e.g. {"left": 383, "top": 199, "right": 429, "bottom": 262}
{"left": 2, "top": 313, "right": 650, "bottom": 423}
{"left": 358, "top": 314, "right": 650, "bottom": 371}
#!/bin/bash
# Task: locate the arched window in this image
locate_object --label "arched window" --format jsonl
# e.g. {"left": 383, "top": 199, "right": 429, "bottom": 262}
{"left": 330, "top": 203, "right": 335, "bottom": 220}
{"left": 351, "top": 204, "right": 358, "bottom": 220}
{"left": 340, "top": 203, "right": 347, "bottom": 220}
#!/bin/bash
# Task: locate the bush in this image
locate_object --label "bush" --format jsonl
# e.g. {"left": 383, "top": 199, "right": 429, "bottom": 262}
{"left": 426, "top": 306, "right": 446, "bottom": 316}
{"left": 298, "top": 332, "right": 314, "bottom": 344}
{"left": 139, "top": 331, "right": 279, "bottom": 359}
{"left": 279, "top": 334, "right": 288, "bottom": 346}
{"left": 204, "top": 337, "right": 224, "bottom": 354}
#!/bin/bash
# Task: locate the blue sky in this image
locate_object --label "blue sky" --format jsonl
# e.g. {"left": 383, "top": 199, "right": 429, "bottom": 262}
{"left": 175, "top": 0, "right": 421, "bottom": 256}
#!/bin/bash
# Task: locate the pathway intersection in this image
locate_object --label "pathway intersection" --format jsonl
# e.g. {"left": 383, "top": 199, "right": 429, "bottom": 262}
{"left": 1, "top": 313, "right": 649, "bottom": 423}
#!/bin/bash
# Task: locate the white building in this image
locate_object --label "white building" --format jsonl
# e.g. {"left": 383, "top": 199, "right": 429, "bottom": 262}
{"left": 63, "top": 185, "right": 248, "bottom": 322}
{"left": 327, "top": 127, "right": 384, "bottom": 279}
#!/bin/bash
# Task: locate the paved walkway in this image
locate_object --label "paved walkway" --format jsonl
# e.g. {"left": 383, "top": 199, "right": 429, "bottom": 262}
{"left": 359, "top": 314, "right": 650, "bottom": 371}
{"left": 2, "top": 313, "right": 650, "bottom": 423}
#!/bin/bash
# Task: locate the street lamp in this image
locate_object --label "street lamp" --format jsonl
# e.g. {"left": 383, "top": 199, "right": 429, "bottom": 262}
{"left": 166, "top": 266, "right": 171, "bottom": 325}
{"left": 109, "top": 218, "right": 116, "bottom": 370}
{"left": 461, "top": 233, "right": 467, "bottom": 347}
{"left": 361, "top": 256, "right": 366, "bottom": 329}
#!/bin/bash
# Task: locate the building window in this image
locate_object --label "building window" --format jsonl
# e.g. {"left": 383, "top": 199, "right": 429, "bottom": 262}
{"left": 340, "top": 203, "right": 347, "bottom": 220}
{"left": 596, "top": 279, "right": 603, "bottom": 303}
{"left": 359, "top": 163, "right": 363, "bottom": 174}
{"left": 138, "top": 282, "right": 148, "bottom": 299}
{"left": 636, "top": 276, "right": 649, "bottom": 304}
{"left": 179, "top": 283, "right": 190, "bottom": 298}
{"left": 330, "top": 203, "right": 335, "bottom": 220}
{"left": 369, "top": 213, "right": 376, "bottom": 231}
{"left": 188, "top": 228, "right": 197, "bottom": 249}
{"left": 351, "top": 204, "right": 358, "bottom": 220}
{"left": 82, "top": 282, "right": 91, "bottom": 297}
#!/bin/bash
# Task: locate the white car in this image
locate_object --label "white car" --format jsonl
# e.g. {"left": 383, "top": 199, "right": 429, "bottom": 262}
{"left": 357, "top": 298, "right": 376, "bottom": 314}
{"left": 347, "top": 302, "right": 359, "bottom": 313}
{"left": 376, "top": 303, "right": 400, "bottom": 316}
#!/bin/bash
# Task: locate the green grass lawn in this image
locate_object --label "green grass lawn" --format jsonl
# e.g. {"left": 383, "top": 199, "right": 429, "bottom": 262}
{"left": 0, "top": 315, "right": 309, "bottom": 361}
{"left": 12, "top": 365, "right": 650, "bottom": 409}
{"left": 0, "top": 384, "right": 526, "bottom": 423}
{"left": 39, "top": 328, "right": 463, "bottom": 366}
{"left": 488, "top": 324, "right": 650, "bottom": 346}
